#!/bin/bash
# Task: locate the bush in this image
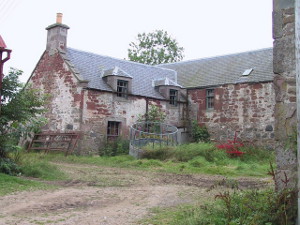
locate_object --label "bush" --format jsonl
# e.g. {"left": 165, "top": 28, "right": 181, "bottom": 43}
{"left": 99, "top": 138, "right": 129, "bottom": 156}
{"left": 191, "top": 120, "right": 210, "bottom": 143}
{"left": 0, "top": 158, "right": 20, "bottom": 175}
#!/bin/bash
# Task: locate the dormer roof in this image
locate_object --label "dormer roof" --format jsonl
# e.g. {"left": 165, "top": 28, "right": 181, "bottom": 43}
{"left": 153, "top": 77, "right": 182, "bottom": 88}
{"left": 103, "top": 66, "right": 133, "bottom": 78}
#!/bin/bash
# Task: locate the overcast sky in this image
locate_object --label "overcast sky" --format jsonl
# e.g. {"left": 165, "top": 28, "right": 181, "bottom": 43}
{"left": 1, "top": 0, "right": 273, "bottom": 82}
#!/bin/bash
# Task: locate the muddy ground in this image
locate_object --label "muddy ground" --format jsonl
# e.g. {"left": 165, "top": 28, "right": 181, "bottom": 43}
{"left": 0, "top": 162, "right": 272, "bottom": 225}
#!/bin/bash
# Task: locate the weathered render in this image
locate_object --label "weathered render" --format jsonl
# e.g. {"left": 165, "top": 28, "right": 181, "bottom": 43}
{"left": 273, "top": 0, "right": 297, "bottom": 189}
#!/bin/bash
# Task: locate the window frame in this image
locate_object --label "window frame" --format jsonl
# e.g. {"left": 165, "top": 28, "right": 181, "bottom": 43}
{"left": 107, "top": 121, "right": 121, "bottom": 140}
{"left": 169, "top": 89, "right": 178, "bottom": 106}
{"left": 117, "top": 79, "right": 128, "bottom": 98}
{"left": 206, "top": 89, "right": 214, "bottom": 110}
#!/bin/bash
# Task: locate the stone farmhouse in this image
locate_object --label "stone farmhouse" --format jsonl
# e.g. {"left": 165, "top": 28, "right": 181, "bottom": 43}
{"left": 27, "top": 14, "right": 275, "bottom": 154}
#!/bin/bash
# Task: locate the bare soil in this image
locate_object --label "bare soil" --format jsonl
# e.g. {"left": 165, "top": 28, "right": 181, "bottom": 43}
{"left": 0, "top": 162, "right": 272, "bottom": 225}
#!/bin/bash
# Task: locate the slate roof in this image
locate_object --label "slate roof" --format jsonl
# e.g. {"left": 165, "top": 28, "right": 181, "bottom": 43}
{"left": 157, "top": 48, "right": 273, "bottom": 88}
{"left": 65, "top": 48, "right": 178, "bottom": 99}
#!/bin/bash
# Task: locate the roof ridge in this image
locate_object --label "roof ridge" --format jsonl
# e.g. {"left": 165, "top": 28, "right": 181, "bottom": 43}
{"left": 67, "top": 47, "right": 177, "bottom": 73}
{"left": 158, "top": 47, "right": 273, "bottom": 66}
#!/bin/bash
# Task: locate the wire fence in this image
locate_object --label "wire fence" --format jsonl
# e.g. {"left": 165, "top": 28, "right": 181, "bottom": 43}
{"left": 129, "top": 121, "right": 178, "bottom": 152}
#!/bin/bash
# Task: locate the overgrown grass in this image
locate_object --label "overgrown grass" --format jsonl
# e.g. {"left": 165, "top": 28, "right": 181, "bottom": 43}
{"left": 0, "top": 142, "right": 274, "bottom": 197}
{"left": 20, "top": 153, "right": 67, "bottom": 180}
{"left": 138, "top": 143, "right": 274, "bottom": 177}
{"left": 21, "top": 142, "right": 274, "bottom": 178}
{"left": 0, "top": 173, "right": 49, "bottom": 196}
{"left": 140, "top": 187, "right": 297, "bottom": 225}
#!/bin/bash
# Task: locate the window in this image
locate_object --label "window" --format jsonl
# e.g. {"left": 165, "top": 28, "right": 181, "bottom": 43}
{"left": 107, "top": 121, "right": 120, "bottom": 141}
{"left": 206, "top": 89, "right": 214, "bottom": 110}
{"left": 169, "top": 89, "right": 178, "bottom": 106}
{"left": 117, "top": 80, "right": 128, "bottom": 98}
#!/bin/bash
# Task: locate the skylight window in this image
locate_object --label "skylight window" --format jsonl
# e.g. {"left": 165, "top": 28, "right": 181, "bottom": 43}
{"left": 242, "top": 68, "right": 253, "bottom": 76}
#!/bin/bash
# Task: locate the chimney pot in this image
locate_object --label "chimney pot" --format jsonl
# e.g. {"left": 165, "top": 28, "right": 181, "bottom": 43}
{"left": 56, "top": 13, "right": 63, "bottom": 24}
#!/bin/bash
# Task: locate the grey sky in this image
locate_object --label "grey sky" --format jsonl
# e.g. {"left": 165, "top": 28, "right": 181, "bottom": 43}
{"left": 1, "top": 0, "right": 273, "bottom": 82}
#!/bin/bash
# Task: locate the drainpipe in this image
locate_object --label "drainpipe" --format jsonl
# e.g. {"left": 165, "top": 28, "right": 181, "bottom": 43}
{"left": 145, "top": 97, "right": 149, "bottom": 121}
{"left": 0, "top": 35, "right": 12, "bottom": 116}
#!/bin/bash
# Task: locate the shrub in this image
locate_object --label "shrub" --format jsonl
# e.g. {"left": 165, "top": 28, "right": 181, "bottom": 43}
{"left": 216, "top": 131, "right": 245, "bottom": 157}
{"left": 99, "top": 138, "right": 129, "bottom": 156}
{"left": 191, "top": 120, "right": 210, "bottom": 143}
{"left": 0, "top": 158, "right": 20, "bottom": 175}
{"left": 138, "top": 105, "right": 166, "bottom": 122}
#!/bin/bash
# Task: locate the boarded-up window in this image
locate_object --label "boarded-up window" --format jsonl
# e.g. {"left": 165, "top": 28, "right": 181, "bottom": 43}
{"left": 206, "top": 89, "right": 214, "bottom": 109}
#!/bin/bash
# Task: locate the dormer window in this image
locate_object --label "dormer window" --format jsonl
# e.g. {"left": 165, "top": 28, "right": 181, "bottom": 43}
{"left": 117, "top": 79, "right": 128, "bottom": 98}
{"left": 102, "top": 67, "right": 132, "bottom": 99}
{"left": 169, "top": 89, "right": 178, "bottom": 106}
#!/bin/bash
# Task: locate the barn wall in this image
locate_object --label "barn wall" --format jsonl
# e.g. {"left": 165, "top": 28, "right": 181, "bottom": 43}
{"left": 188, "top": 82, "right": 275, "bottom": 146}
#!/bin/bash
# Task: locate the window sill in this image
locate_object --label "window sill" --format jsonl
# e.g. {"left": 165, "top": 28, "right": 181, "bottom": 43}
{"left": 114, "top": 95, "right": 131, "bottom": 102}
{"left": 206, "top": 108, "right": 214, "bottom": 112}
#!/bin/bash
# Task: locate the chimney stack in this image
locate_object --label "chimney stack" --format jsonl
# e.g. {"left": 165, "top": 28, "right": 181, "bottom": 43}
{"left": 56, "top": 13, "right": 63, "bottom": 24}
{"left": 46, "top": 13, "right": 70, "bottom": 53}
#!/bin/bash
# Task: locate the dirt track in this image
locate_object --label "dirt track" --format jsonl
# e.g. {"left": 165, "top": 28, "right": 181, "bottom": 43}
{"left": 0, "top": 162, "right": 271, "bottom": 225}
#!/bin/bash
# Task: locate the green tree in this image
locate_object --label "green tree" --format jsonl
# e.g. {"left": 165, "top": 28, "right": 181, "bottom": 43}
{"left": 138, "top": 105, "right": 166, "bottom": 122}
{"left": 128, "top": 30, "right": 184, "bottom": 65}
{"left": 0, "top": 68, "right": 47, "bottom": 173}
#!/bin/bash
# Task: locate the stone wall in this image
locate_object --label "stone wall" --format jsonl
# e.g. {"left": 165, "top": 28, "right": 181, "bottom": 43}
{"left": 29, "top": 51, "right": 187, "bottom": 154}
{"left": 273, "top": 0, "right": 297, "bottom": 189}
{"left": 29, "top": 51, "right": 84, "bottom": 132}
{"left": 80, "top": 89, "right": 187, "bottom": 154}
{"left": 188, "top": 81, "right": 275, "bottom": 146}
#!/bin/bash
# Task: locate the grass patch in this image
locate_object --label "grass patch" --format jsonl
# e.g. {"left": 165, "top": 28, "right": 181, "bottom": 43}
{"left": 140, "top": 187, "right": 297, "bottom": 224}
{"left": 18, "top": 142, "right": 274, "bottom": 179}
{"left": 20, "top": 154, "right": 67, "bottom": 180}
{"left": 0, "top": 173, "right": 49, "bottom": 196}
{"left": 139, "top": 204, "right": 201, "bottom": 225}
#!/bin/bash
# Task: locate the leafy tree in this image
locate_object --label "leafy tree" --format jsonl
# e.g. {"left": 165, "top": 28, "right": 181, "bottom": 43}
{"left": 0, "top": 68, "right": 47, "bottom": 174}
{"left": 138, "top": 105, "right": 166, "bottom": 122}
{"left": 128, "top": 30, "right": 184, "bottom": 65}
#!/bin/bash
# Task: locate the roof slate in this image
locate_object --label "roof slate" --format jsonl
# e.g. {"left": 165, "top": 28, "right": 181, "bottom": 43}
{"left": 65, "top": 48, "right": 178, "bottom": 99}
{"left": 157, "top": 48, "right": 273, "bottom": 88}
